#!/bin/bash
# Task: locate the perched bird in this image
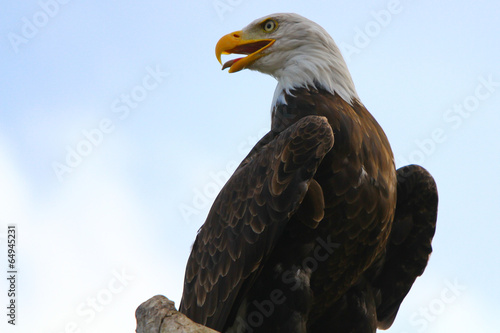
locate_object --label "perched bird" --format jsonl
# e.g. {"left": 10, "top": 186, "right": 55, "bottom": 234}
{"left": 179, "top": 13, "right": 438, "bottom": 333}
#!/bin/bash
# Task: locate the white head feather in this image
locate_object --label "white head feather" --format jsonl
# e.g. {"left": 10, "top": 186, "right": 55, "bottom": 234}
{"left": 242, "top": 13, "right": 359, "bottom": 106}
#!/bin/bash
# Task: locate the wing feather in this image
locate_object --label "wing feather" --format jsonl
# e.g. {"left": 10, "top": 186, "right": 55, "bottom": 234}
{"left": 375, "top": 164, "right": 438, "bottom": 329}
{"left": 179, "top": 115, "right": 334, "bottom": 331}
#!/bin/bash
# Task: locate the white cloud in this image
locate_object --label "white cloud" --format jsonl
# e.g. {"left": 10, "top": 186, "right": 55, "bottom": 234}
{"left": 0, "top": 133, "right": 183, "bottom": 332}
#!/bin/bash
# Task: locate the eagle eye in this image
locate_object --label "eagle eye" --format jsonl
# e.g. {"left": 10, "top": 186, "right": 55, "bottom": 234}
{"left": 262, "top": 19, "right": 278, "bottom": 33}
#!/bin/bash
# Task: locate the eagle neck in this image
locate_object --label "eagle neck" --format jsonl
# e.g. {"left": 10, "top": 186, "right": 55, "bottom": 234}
{"left": 270, "top": 50, "right": 359, "bottom": 109}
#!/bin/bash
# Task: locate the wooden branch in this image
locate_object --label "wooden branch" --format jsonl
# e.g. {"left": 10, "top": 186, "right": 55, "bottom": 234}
{"left": 135, "top": 295, "right": 220, "bottom": 333}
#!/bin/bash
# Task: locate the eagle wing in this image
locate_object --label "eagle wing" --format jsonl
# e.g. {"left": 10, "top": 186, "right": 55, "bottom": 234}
{"left": 374, "top": 164, "right": 438, "bottom": 329}
{"left": 179, "top": 115, "right": 334, "bottom": 330}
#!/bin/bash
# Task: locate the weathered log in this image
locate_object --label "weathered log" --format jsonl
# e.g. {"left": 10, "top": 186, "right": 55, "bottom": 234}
{"left": 136, "top": 295, "right": 220, "bottom": 333}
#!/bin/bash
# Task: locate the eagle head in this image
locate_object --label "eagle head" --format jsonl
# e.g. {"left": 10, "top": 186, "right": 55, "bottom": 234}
{"left": 215, "top": 13, "right": 359, "bottom": 104}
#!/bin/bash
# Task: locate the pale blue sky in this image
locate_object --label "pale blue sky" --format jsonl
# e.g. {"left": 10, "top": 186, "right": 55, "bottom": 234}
{"left": 1, "top": 1, "right": 499, "bottom": 332}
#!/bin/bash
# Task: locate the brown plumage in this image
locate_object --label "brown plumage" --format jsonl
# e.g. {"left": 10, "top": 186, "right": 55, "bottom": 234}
{"left": 179, "top": 13, "right": 438, "bottom": 333}
{"left": 181, "top": 114, "right": 335, "bottom": 330}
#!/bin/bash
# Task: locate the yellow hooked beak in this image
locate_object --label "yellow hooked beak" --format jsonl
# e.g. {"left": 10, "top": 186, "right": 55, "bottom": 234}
{"left": 215, "top": 31, "right": 275, "bottom": 73}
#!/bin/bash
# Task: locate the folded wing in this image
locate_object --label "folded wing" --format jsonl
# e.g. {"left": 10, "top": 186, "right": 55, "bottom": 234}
{"left": 374, "top": 165, "right": 438, "bottom": 329}
{"left": 180, "top": 115, "right": 334, "bottom": 331}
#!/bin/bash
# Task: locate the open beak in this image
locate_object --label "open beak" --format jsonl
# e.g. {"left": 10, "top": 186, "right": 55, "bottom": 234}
{"left": 215, "top": 31, "right": 274, "bottom": 73}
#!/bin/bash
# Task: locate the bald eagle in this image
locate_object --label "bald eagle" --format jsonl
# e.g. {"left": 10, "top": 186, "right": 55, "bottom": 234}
{"left": 180, "top": 13, "right": 438, "bottom": 333}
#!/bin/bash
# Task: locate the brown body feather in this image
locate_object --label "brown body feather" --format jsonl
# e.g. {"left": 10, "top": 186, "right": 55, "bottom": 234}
{"left": 179, "top": 88, "right": 438, "bottom": 333}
